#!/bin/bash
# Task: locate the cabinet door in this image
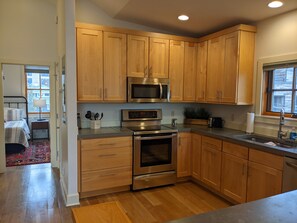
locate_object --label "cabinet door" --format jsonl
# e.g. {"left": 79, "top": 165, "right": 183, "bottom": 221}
{"left": 77, "top": 28, "right": 103, "bottom": 102}
{"left": 247, "top": 161, "right": 283, "bottom": 202}
{"left": 183, "top": 42, "right": 197, "bottom": 102}
{"left": 169, "top": 40, "right": 184, "bottom": 102}
{"left": 206, "top": 36, "right": 225, "bottom": 103}
{"left": 192, "top": 134, "right": 201, "bottom": 180}
{"left": 196, "top": 41, "right": 207, "bottom": 102}
{"left": 149, "top": 37, "right": 169, "bottom": 78}
{"left": 127, "top": 35, "right": 149, "bottom": 77}
{"left": 103, "top": 32, "right": 127, "bottom": 102}
{"left": 201, "top": 137, "right": 222, "bottom": 191}
{"left": 221, "top": 32, "right": 238, "bottom": 103}
{"left": 221, "top": 153, "right": 248, "bottom": 203}
{"left": 177, "top": 133, "right": 191, "bottom": 177}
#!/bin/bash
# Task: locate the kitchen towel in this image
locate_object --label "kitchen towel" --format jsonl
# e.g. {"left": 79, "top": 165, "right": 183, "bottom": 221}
{"left": 246, "top": 112, "right": 255, "bottom": 134}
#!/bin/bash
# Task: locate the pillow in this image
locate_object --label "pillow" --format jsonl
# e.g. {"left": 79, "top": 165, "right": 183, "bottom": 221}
{"left": 4, "top": 108, "right": 23, "bottom": 121}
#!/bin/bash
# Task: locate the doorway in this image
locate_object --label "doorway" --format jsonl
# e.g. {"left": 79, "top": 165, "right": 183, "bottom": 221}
{"left": 0, "top": 62, "right": 59, "bottom": 171}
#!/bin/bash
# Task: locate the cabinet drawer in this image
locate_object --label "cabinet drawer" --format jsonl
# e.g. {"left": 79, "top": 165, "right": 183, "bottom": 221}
{"left": 82, "top": 147, "right": 132, "bottom": 171}
{"left": 81, "top": 166, "right": 132, "bottom": 192}
{"left": 249, "top": 149, "right": 283, "bottom": 170}
{"left": 223, "top": 141, "right": 248, "bottom": 159}
{"left": 202, "top": 136, "right": 222, "bottom": 151}
{"left": 81, "top": 136, "right": 132, "bottom": 150}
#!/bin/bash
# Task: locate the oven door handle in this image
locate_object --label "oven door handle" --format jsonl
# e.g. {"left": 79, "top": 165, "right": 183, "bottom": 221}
{"left": 135, "top": 134, "right": 177, "bottom": 141}
{"left": 159, "top": 83, "right": 163, "bottom": 100}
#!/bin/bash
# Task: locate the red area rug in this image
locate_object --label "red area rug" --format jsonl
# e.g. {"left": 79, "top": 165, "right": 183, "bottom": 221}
{"left": 6, "top": 140, "right": 50, "bottom": 167}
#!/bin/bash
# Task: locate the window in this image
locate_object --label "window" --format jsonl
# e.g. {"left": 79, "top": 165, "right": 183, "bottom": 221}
{"left": 263, "top": 62, "right": 297, "bottom": 115}
{"left": 25, "top": 66, "right": 50, "bottom": 114}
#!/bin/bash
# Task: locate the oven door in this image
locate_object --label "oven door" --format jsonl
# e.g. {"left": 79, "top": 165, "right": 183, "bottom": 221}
{"left": 133, "top": 133, "right": 177, "bottom": 175}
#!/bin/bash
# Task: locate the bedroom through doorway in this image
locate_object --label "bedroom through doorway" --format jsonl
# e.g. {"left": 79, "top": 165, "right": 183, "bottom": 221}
{"left": 1, "top": 63, "right": 59, "bottom": 169}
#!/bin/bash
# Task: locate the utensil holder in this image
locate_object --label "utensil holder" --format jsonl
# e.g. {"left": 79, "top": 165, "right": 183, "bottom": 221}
{"left": 90, "top": 120, "right": 101, "bottom": 129}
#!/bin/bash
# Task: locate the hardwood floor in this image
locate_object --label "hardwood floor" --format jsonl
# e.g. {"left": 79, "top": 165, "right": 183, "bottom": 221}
{"left": 0, "top": 164, "right": 231, "bottom": 223}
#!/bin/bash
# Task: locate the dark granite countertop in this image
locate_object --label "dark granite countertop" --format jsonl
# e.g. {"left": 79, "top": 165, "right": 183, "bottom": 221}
{"left": 77, "top": 124, "right": 297, "bottom": 158}
{"left": 166, "top": 189, "right": 297, "bottom": 223}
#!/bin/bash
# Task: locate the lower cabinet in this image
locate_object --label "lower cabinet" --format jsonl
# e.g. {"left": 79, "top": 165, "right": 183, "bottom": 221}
{"left": 177, "top": 133, "right": 192, "bottom": 177}
{"left": 79, "top": 136, "right": 132, "bottom": 195}
{"left": 192, "top": 134, "right": 202, "bottom": 180}
{"left": 246, "top": 149, "right": 283, "bottom": 202}
{"left": 221, "top": 142, "right": 248, "bottom": 203}
{"left": 201, "top": 136, "right": 222, "bottom": 191}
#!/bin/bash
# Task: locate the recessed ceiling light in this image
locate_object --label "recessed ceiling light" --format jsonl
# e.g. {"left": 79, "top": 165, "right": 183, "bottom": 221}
{"left": 178, "top": 15, "right": 189, "bottom": 21}
{"left": 268, "top": 1, "right": 283, "bottom": 8}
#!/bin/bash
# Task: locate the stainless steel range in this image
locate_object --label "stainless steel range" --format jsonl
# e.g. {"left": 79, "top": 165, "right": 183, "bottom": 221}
{"left": 121, "top": 109, "right": 178, "bottom": 190}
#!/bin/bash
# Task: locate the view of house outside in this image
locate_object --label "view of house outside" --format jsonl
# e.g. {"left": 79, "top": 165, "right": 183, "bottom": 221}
{"left": 271, "top": 67, "right": 296, "bottom": 113}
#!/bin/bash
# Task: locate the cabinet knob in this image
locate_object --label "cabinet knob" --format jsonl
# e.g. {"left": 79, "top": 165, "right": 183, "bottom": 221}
{"left": 104, "top": 88, "right": 107, "bottom": 98}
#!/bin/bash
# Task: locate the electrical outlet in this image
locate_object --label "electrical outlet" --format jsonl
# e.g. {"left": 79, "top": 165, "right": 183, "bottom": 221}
{"left": 171, "top": 111, "right": 175, "bottom": 117}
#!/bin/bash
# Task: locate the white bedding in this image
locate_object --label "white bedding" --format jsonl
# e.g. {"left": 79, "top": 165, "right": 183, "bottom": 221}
{"left": 5, "top": 119, "right": 30, "bottom": 148}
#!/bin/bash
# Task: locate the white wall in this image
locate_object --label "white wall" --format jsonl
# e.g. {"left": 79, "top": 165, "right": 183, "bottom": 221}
{"left": 2, "top": 64, "right": 24, "bottom": 96}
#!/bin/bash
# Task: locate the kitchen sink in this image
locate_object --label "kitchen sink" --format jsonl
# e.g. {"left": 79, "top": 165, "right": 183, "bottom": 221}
{"left": 234, "top": 134, "right": 297, "bottom": 149}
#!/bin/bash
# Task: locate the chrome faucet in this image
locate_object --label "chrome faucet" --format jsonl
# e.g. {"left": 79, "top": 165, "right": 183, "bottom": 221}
{"left": 278, "top": 108, "right": 287, "bottom": 139}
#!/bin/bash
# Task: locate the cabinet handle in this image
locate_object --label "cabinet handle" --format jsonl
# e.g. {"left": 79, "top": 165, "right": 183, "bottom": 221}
{"left": 149, "top": 67, "right": 152, "bottom": 77}
{"left": 104, "top": 88, "right": 107, "bottom": 98}
{"left": 144, "top": 66, "right": 148, "bottom": 77}
{"left": 98, "top": 154, "right": 116, "bottom": 157}
{"left": 99, "top": 173, "right": 116, "bottom": 177}
{"left": 99, "top": 88, "right": 102, "bottom": 98}
{"left": 98, "top": 143, "right": 115, "bottom": 147}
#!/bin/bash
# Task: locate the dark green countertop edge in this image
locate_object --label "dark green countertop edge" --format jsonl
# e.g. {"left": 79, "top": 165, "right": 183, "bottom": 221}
{"left": 78, "top": 124, "right": 297, "bottom": 158}
{"left": 166, "top": 189, "right": 297, "bottom": 223}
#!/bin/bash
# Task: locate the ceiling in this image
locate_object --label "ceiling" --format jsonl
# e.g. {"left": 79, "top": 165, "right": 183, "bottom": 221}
{"left": 90, "top": 0, "right": 297, "bottom": 37}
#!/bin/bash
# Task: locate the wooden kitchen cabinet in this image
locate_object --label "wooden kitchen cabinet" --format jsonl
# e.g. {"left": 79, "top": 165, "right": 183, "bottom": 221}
{"left": 127, "top": 35, "right": 149, "bottom": 77}
{"left": 192, "top": 133, "right": 202, "bottom": 180}
{"left": 177, "top": 133, "right": 192, "bottom": 178}
{"left": 77, "top": 28, "right": 103, "bottom": 102}
{"left": 149, "top": 37, "right": 169, "bottom": 78}
{"left": 103, "top": 32, "right": 127, "bottom": 102}
{"left": 247, "top": 149, "right": 283, "bottom": 202}
{"left": 169, "top": 40, "right": 184, "bottom": 102}
{"left": 196, "top": 41, "right": 207, "bottom": 102}
{"left": 204, "top": 26, "right": 255, "bottom": 104}
{"left": 201, "top": 136, "right": 222, "bottom": 191}
{"left": 79, "top": 136, "right": 132, "bottom": 196}
{"left": 183, "top": 42, "right": 197, "bottom": 102}
{"left": 221, "top": 142, "right": 248, "bottom": 203}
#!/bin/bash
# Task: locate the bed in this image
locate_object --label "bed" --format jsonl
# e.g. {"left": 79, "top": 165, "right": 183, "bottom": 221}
{"left": 4, "top": 96, "right": 30, "bottom": 154}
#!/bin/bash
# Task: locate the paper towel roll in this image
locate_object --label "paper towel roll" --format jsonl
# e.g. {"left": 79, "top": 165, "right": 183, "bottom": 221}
{"left": 246, "top": 112, "right": 255, "bottom": 134}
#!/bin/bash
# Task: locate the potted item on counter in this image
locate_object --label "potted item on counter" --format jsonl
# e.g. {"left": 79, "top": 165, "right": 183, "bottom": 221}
{"left": 183, "top": 107, "right": 211, "bottom": 126}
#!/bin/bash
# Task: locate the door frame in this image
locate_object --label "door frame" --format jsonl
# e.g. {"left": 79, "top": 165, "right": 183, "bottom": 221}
{"left": 0, "top": 59, "right": 59, "bottom": 172}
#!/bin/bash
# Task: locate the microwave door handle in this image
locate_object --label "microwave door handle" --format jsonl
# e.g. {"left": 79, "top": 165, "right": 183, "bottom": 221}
{"left": 159, "top": 83, "right": 163, "bottom": 99}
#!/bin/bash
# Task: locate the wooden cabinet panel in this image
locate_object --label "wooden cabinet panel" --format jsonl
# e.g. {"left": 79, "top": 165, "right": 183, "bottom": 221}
{"left": 169, "top": 40, "right": 184, "bottom": 102}
{"left": 206, "top": 36, "right": 225, "bottom": 103}
{"left": 127, "top": 35, "right": 149, "bottom": 77}
{"left": 81, "top": 166, "right": 132, "bottom": 192}
{"left": 201, "top": 136, "right": 222, "bottom": 191}
{"left": 221, "top": 32, "right": 238, "bottom": 103}
{"left": 177, "top": 133, "right": 192, "bottom": 177}
{"left": 103, "top": 32, "right": 127, "bottom": 102}
{"left": 183, "top": 42, "right": 197, "bottom": 102}
{"left": 192, "top": 134, "right": 202, "bottom": 180}
{"left": 149, "top": 38, "right": 169, "bottom": 78}
{"left": 249, "top": 149, "right": 283, "bottom": 170}
{"left": 247, "top": 161, "right": 282, "bottom": 202}
{"left": 221, "top": 153, "right": 248, "bottom": 203}
{"left": 81, "top": 137, "right": 132, "bottom": 150}
{"left": 223, "top": 141, "right": 248, "bottom": 159}
{"left": 77, "top": 28, "right": 103, "bottom": 102}
{"left": 196, "top": 41, "right": 207, "bottom": 102}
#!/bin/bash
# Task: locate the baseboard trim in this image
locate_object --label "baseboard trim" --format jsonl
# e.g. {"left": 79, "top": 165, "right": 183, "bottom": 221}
{"left": 60, "top": 176, "right": 80, "bottom": 207}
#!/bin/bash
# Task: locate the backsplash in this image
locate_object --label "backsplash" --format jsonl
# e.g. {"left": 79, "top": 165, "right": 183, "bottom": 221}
{"left": 77, "top": 103, "right": 196, "bottom": 128}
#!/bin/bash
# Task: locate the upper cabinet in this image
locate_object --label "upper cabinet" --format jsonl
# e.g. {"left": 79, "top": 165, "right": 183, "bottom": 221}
{"left": 183, "top": 42, "right": 197, "bottom": 102}
{"left": 127, "top": 35, "right": 149, "bottom": 77}
{"left": 196, "top": 41, "right": 207, "bottom": 102}
{"left": 103, "top": 32, "right": 127, "bottom": 102}
{"left": 202, "top": 25, "right": 256, "bottom": 105}
{"left": 149, "top": 38, "right": 170, "bottom": 78}
{"left": 77, "top": 28, "right": 103, "bottom": 102}
{"left": 169, "top": 40, "right": 184, "bottom": 102}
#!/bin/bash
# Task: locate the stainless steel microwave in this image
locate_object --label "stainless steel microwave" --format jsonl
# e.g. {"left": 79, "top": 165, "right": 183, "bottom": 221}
{"left": 127, "top": 77, "right": 170, "bottom": 103}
